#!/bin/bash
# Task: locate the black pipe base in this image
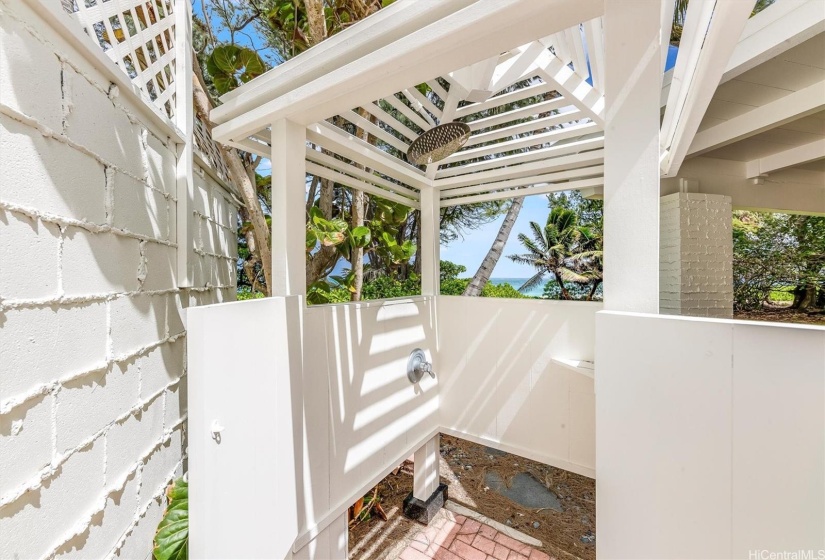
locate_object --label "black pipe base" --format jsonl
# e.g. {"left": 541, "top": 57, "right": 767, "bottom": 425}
{"left": 402, "top": 483, "right": 448, "bottom": 526}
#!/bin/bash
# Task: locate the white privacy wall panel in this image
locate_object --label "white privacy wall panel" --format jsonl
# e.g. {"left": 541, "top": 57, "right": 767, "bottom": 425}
{"left": 0, "top": 1, "right": 237, "bottom": 557}
{"left": 313, "top": 298, "right": 439, "bottom": 523}
{"left": 437, "top": 296, "right": 599, "bottom": 478}
{"left": 596, "top": 312, "right": 825, "bottom": 560}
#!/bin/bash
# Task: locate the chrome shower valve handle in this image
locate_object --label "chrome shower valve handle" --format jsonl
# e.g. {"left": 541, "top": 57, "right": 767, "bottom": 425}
{"left": 407, "top": 348, "right": 436, "bottom": 384}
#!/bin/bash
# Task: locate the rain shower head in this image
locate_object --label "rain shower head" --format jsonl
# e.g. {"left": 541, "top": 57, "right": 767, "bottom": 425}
{"left": 406, "top": 122, "right": 471, "bottom": 166}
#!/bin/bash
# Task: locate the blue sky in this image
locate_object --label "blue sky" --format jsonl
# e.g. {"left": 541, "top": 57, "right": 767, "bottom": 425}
{"left": 441, "top": 196, "right": 551, "bottom": 278}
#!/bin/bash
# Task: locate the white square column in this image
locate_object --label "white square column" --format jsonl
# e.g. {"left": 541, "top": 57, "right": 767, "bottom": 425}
{"left": 603, "top": 0, "right": 662, "bottom": 313}
{"left": 660, "top": 193, "right": 734, "bottom": 318}
{"left": 413, "top": 433, "right": 441, "bottom": 501}
{"left": 420, "top": 188, "right": 440, "bottom": 296}
{"left": 271, "top": 119, "right": 307, "bottom": 297}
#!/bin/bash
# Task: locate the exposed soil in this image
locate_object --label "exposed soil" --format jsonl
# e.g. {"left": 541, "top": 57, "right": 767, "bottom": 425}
{"left": 349, "top": 435, "right": 596, "bottom": 560}
{"left": 735, "top": 306, "right": 825, "bottom": 326}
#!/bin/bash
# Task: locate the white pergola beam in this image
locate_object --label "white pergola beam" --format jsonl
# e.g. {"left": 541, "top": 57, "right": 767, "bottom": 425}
{"left": 440, "top": 165, "right": 604, "bottom": 199}
{"left": 448, "top": 55, "right": 500, "bottom": 103}
{"left": 306, "top": 121, "right": 428, "bottom": 189}
{"left": 436, "top": 148, "right": 604, "bottom": 189}
{"left": 659, "top": 0, "right": 754, "bottom": 177}
{"left": 584, "top": 18, "right": 605, "bottom": 91}
{"left": 213, "top": 0, "right": 478, "bottom": 121}
{"left": 442, "top": 121, "right": 599, "bottom": 164}
{"left": 688, "top": 80, "right": 825, "bottom": 157}
{"left": 488, "top": 41, "right": 547, "bottom": 94}
{"left": 306, "top": 162, "right": 420, "bottom": 209}
{"left": 340, "top": 109, "right": 410, "bottom": 153}
{"left": 435, "top": 136, "right": 604, "bottom": 178}
{"left": 535, "top": 49, "right": 605, "bottom": 126}
{"left": 454, "top": 81, "right": 555, "bottom": 118}
{"left": 440, "top": 176, "right": 604, "bottom": 207}
{"left": 565, "top": 26, "right": 589, "bottom": 81}
{"left": 382, "top": 95, "right": 433, "bottom": 132}
{"left": 305, "top": 147, "right": 420, "bottom": 199}
{"left": 212, "top": 0, "right": 603, "bottom": 142}
{"left": 745, "top": 139, "right": 825, "bottom": 179}
{"left": 464, "top": 110, "right": 581, "bottom": 147}
{"left": 359, "top": 101, "right": 420, "bottom": 141}
{"left": 466, "top": 97, "right": 571, "bottom": 131}
{"left": 722, "top": 0, "right": 825, "bottom": 83}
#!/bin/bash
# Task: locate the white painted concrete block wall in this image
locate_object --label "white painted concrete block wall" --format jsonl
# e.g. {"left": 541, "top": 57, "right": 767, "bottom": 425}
{"left": 0, "top": 1, "right": 238, "bottom": 557}
{"left": 660, "top": 193, "right": 734, "bottom": 319}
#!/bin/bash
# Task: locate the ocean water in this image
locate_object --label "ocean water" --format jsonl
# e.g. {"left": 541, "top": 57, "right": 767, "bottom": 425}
{"left": 488, "top": 278, "right": 545, "bottom": 297}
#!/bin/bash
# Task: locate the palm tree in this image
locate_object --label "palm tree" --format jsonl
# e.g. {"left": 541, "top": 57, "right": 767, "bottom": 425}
{"left": 508, "top": 207, "right": 591, "bottom": 299}
{"left": 568, "top": 224, "right": 603, "bottom": 301}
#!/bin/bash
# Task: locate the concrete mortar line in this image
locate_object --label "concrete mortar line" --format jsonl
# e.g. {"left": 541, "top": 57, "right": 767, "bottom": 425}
{"left": 106, "top": 456, "right": 186, "bottom": 559}
{"left": 0, "top": 332, "right": 186, "bottom": 415}
{"left": 0, "top": 382, "right": 186, "bottom": 510}
{"left": 42, "top": 426, "right": 187, "bottom": 560}
{"left": 0, "top": 199, "right": 179, "bottom": 249}
{"left": 193, "top": 210, "right": 238, "bottom": 233}
{"left": 0, "top": 102, "right": 171, "bottom": 199}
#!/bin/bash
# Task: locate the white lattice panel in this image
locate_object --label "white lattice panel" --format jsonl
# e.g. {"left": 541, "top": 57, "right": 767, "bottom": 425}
{"left": 63, "top": 0, "right": 177, "bottom": 118}
{"left": 194, "top": 117, "right": 231, "bottom": 183}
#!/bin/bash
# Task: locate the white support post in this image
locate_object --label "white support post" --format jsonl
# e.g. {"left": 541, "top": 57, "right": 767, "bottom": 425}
{"left": 291, "top": 511, "right": 348, "bottom": 560}
{"left": 174, "top": 0, "right": 194, "bottom": 287}
{"left": 603, "top": 0, "right": 661, "bottom": 313}
{"left": 271, "top": 119, "right": 307, "bottom": 297}
{"left": 420, "top": 188, "right": 440, "bottom": 296}
{"left": 413, "top": 434, "right": 441, "bottom": 501}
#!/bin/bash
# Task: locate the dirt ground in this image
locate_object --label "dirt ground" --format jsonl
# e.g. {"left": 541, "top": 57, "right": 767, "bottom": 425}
{"left": 735, "top": 306, "right": 825, "bottom": 325}
{"left": 349, "top": 435, "right": 596, "bottom": 560}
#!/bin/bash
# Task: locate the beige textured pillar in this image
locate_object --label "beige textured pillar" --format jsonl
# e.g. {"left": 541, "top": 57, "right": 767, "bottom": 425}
{"left": 659, "top": 193, "right": 733, "bottom": 318}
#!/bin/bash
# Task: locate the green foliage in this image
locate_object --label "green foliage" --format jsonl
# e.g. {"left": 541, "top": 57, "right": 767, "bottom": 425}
{"left": 206, "top": 45, "right": 266, "bottom": 94}
{"left": 439, "top": 260, "right": 466, "bottom": 282}
{"left": 733, "top": 211, "right": 825, "bottom": 310}
{"left": 306, "top": 206, "right": 348, "bottom": 250}
{"left": 769, "top": 287, "right": 795, "bottom": 303}
{"left": 153, "top": 478, "right": 188, "bottom": 560}
{"left": 481, "top": 282, "right": 525, "bottom": 299}
{"left": 307, "top": 281, "right": 351, "bottom": 304}
{"left": 237, "top": 287, "right": 266, "bottom": 300}
{"left": 361, "top": 274, "right": 421, "bottom": 300}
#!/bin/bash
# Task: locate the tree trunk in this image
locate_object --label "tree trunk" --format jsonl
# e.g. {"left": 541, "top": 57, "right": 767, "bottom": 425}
{"left": 587, "top": 279, "right": 601, "bottom": 301}
{"left": 554, "top": 270, "right": 572, "bottom": 300}
{"left": 191, "top": 67, "right": 273, "bottom": 295}
{"left": 301, "top": 0, "right": 327, "bottom": 45}
{"left": 351, "top": 189, "right": 366, "bottom": 301}
{"left": 463, "top": 197, "right": 525, "bottom": 296}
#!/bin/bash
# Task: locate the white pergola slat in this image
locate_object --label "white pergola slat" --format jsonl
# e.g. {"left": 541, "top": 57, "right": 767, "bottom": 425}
{"left": 440, "top": 176, "right": 604, "bottom": 206}
{"left": 440, "top": 165, "right": 604, "bottom": 199}
{"left": 435, "top": 136, "right": 604, "bottom": 179}
{"left": 436, "top": 149, "right": 605, "bottom": 189}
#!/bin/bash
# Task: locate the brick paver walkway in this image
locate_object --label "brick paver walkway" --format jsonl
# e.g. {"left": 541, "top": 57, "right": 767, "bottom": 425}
{"left": 399, "top": 510, "right": 553, "bottom": 560}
